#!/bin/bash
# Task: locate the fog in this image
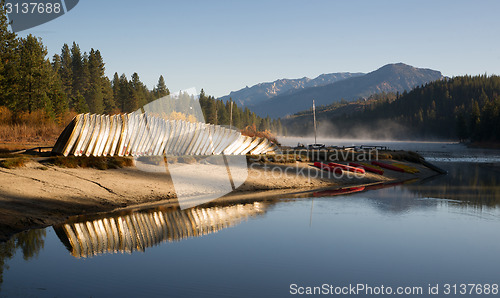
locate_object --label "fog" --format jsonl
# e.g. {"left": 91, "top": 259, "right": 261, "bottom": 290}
{"left": 282, "top": 118, "right": 455, "bottom": 143}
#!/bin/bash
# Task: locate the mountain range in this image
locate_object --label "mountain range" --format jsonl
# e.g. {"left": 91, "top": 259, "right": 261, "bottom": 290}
{"left": 219, "top": 72, "right": 364, "bottom": 107}
{"left": 219, "top": 63, "right": 444, "bottom": 118}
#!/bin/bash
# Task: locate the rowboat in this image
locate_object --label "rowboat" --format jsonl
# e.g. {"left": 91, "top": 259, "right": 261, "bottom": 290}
{"left": 116, "top": 113, "right": 129, "bottom": 156}
{"left": 240, "top": 137, "right": 262, "bottom": 155}
{"left": 191, "top": 123, "right": 208, "bottom": 155}
{"left": 75, "top": 114, "right": 93, "bottom": 156}
{"left": 102, "top": 115, "right": 117, "bottom": 156}
{"left": 163, "top": 120, "right": 177, "bottom": 155}
{"left": 62, "top": 114, "right": 84, "bottom": 156}
{"left": 85, "top": 115, "right": 101, "bottom": 156}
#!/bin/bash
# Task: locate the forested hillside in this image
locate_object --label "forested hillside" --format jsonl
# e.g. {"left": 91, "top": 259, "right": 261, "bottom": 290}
{"left": 283, "top": 75, "right": 500, "bottom": 143}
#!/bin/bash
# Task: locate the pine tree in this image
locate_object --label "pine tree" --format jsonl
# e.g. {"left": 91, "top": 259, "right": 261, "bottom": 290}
{"left": 50, "top": 54, "right": 68, "bottom": 121}
{"left": 111, "top": 72, "right": 120, "bottom": 110}
{"left": 102, "top": 77, "right": 116, "bottom": 114}
{"left": 118, "top": 73, "right": 130, "bottom": 112}
{"left": 129, "top": 72, "right": 147, "bottom": 111}
{"left": 59, "top": 43, "right": 72, "bottom": 99}
{"left": 0, "top": 3, "right": 19, "bottom": 109}
{"left": 154, "top": 75, "right": 169, "bottom": 99}
{"left": 85, "top": 48, "right": 107, "bottom": 113}
{"left": 70, "top": 42, "right": 85, "bottom": 98}
{"left": 15, "top": 35, "right": 54, "bottom": 115}
{"left": 205, "top": 97, "right": 217, "bottom": 124}
{"left": 72, "top": 91, "right": 89, "bottom": 113}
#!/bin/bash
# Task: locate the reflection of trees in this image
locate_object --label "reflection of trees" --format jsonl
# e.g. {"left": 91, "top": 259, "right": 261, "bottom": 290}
{"left": 0, "top": 229, "right": 46, "bottom": 291}
{"left": 403, "top": 163, "right": 500, "bottom": 207}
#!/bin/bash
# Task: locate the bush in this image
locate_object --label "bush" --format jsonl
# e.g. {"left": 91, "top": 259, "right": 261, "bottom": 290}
{"left": 46, "top": 156, "right": 134, "bottom": 170}
{"left": 0, "top": 156, "right": 29, "bottom": 169}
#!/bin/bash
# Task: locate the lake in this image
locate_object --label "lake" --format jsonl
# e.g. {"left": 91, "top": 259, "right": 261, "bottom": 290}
{"left": 1, "top": 140, "right": 500, "bottom": 297}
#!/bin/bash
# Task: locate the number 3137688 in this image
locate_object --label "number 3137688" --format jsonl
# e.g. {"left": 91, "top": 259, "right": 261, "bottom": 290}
{"left": 5, "top": 2, "right": 62, "bottom": 14}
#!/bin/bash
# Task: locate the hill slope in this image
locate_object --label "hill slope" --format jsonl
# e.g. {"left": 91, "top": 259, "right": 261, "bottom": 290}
{"left": 218, "top": 72, "right": 364, "bottom": 106}
{"left": 282, "top": 75, "right": 500, "bottom": 142}
{"left": 252, "top": 63, "right": 443, "bottom": 118}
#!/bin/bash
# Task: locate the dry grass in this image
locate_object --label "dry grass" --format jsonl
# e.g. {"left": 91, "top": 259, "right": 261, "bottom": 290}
{"left": 0, "top": 156, "right": 30, "bottom": 169}
{"left": 241, "top": 124, "right": 279, "bottom": 144}
{"left": 45, "top": 156, "right": 134, "bottom": 170}
{"left": 0, "top": 107, "right": 75, "bottom": 145}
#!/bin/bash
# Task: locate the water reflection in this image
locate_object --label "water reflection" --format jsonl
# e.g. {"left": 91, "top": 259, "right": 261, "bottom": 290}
{"left": 403, "top": 162, "right": 500, "bottom": 207}
{"left": 53, "top": 202, "right": 268, "bottom": 258}
{"left": 0, "top": 230, "right": 45, "bottom": 290}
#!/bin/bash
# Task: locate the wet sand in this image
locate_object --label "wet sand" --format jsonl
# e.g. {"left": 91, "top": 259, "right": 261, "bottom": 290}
{"left": 0, "top": 158, "right": 438, "bottom": 241}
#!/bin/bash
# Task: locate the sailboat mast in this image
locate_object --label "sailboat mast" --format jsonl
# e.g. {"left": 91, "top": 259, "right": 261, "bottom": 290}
{"left": 313, "top": 99, "right": 317, "bottom": 144}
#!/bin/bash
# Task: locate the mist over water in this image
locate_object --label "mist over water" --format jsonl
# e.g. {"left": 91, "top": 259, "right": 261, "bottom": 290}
{"left": 314, "top": 119, "right": 411, "bottom": 141}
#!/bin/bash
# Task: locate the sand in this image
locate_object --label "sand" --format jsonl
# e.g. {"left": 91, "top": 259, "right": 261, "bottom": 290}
{"left": 0, "top": 158, "right": 439, "bottom": 241}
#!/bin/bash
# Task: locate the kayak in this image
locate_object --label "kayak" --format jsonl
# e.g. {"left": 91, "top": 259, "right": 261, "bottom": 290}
{"left": 328, "top": 162, "right": 365, "bottom": 174}
{"left": 390, "top": 162, "right": 420, "bottom": 174}
{"left": 313, "top": 162, "right": 343, "bottom": 174}
{"left": 349, "top": 162, "right": 384, "bottom": 175}
{"left": 371, "top": 161, "right": 405, "bottom": 173}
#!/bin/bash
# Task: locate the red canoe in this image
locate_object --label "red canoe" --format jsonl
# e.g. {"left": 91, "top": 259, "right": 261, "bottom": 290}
{"left": 349, "top": 162, "right": 384, "bottom": 175}
{"left": 313, "top": 162, "right": 343, "bottom": 174}
{"left": 371, "top": 161, "right": 405, "bottom": 173}
{"left": 328, "top": 162, "right": 365, "bottom": 174}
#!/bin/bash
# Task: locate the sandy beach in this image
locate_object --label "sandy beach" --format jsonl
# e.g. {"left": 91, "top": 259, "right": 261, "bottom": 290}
{"left": 0, "top": 156, "right": 439, "bottom": 241}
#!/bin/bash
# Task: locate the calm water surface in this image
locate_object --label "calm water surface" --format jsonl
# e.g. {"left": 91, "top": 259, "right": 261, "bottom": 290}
{"left": 1, "top": 141, "right": 500, "bottom": 297}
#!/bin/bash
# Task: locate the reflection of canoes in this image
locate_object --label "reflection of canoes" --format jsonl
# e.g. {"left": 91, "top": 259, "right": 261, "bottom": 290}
{"left": 328, "top": 162, "right": 365, "bottom": 174}
{"left": 313, "top": 186, "right": 365, "bottom": 197}
{"left": 350, "top": 162, "right": 384, "bottom": 175}
{"left": 371, "top": 161, "right": 405, "bottom": 172}
{"left": 53, "top": 202, "right": 268, "bottom": 258}
{"left": 364, "top": 178, "right": 418, "bottom": 191}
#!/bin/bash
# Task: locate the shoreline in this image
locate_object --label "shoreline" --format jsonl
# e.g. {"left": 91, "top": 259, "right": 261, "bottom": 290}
{"left": 0, "top": 156, "right": 440, "bottom": 241}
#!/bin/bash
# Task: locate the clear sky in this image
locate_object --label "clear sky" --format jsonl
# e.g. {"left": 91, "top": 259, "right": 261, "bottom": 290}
{"left": 16, "top": 0, "right": 500, "bottom": 97}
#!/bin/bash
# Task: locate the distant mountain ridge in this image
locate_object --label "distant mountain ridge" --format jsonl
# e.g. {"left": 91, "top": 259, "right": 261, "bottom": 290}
{"left": 218, "top": 72, "right": 364, "bottom": 106}
{"left": 249, "top": 63, "right": 444, "bottom": 118}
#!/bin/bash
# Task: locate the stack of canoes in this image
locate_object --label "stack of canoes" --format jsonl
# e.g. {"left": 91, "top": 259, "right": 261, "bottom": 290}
{"left": 52, "top": 113, "right": 279, "bottom": 157}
